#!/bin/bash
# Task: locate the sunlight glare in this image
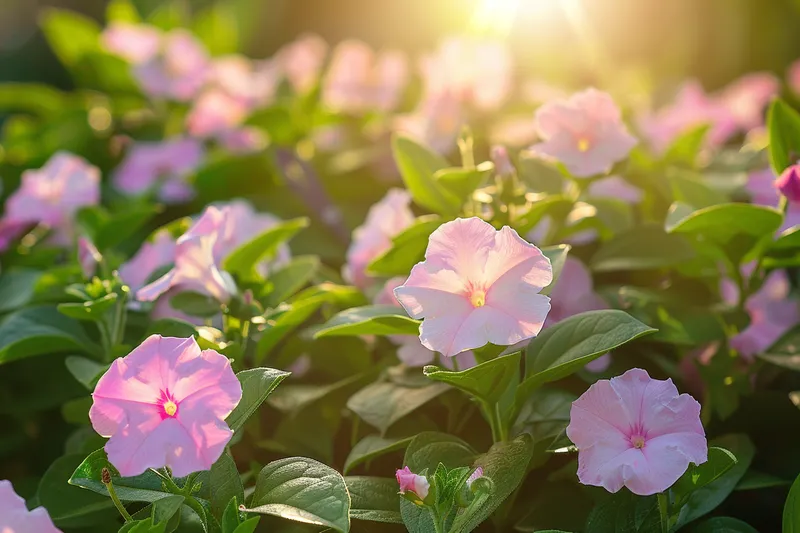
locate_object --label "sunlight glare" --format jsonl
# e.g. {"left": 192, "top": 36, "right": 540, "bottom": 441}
{"left": 471, "top": 0, "right": 568, "bottom": 34}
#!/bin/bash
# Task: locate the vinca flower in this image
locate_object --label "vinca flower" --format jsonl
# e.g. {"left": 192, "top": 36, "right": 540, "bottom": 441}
{"left": 90, "top": 335, "right": 242, "bottom": 477}
{"left": 101, "top": 22, "right": 162, "bottom": 64}
{"left": 720, "top": 72, "right": 779, "bottom": 131}
{"left": 530, "top": 89, "right": 637, "bottom": 177}
{"left": 276, "top": 33, "right": 329, "bottom": 94}
{"left": 0, "top": 480, "right": 61, "bottom": 533}
{"left": 776, "top": 164, "right": 800, "bottom": 203}
{"left": 134, "top": 30, "right": 210, "bottom": 101}
{"left": 567, "top": 368, "right": 707, "bottom": 496}
{"left": 119, "top": 230, "right": 177, "bottom": 294}
{"left": 396, "top": 466, "right": 430, "bottom": 500}
{"left": 394, "top": 91, "right": 465, "bottom": 154}
{"left": 395, "top": 217, "right": 552, "bottom": 357}
{"left": 746, "top": 167, "right": 800, "bottom": 232}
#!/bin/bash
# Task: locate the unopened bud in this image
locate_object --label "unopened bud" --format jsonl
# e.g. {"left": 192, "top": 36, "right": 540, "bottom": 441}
{"left": 101, "top": 467, "right": 112, "bottom": 485}
{"left": 776, "top": 164, "right": 800, "bottom": 203}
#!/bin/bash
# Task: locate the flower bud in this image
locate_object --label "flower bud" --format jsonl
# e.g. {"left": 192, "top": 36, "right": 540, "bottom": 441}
{"left": 466, "top": 467, "right": 483, "bottom": 490}
{"left": 396, "top": 466, "right": 430, "bottom": 504}
{"left": 776, "top": 164, "right": 800, "bottom": 203}
{"left": 101, "top": 467, "right": 112, "bottom": 485}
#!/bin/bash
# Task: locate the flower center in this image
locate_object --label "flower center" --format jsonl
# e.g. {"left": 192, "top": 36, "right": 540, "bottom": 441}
{"left": 163, "top": 400, "right": 178, "bottom": 417}
{"left": 159, "top": 389, "right": 179, "bottom": 419}
{"left": 470, "top": 289, "right": 486, "bottom": 308}
{"left": 631, "top": 435, "right": 646, "bottom": 449}
{"left": 577, "top": 138, "right": 591, "bottom": 152}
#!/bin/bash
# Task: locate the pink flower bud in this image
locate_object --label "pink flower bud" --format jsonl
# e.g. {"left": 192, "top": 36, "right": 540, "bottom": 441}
{"left": 466, "top": 467, "right": 483, "bottom": 488}
{"left": 396, "top": 466, "right": 430, "bottom": 501}
{"left": 491, "top": 146, "right": 514, "bottom": 176}
{"left": 776, "top": 164, "right": 800, "bottom": 203}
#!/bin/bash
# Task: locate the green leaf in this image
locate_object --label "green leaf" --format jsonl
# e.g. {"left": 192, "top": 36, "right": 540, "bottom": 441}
{"left": 591, "top": 224, "right": 695, "bottom": 272}
{"left": 665, "top": 202, "right": 782, "bottom": 251}
{"left": 541, "top": 244, "right": 571, "bottom": 296}
{"left": 0, "top": 83, "right": 66, "bottom": 116}
{"left": 668, "top": 169, "right": 728, "bottom": 209}
{"left": 348, "top": 379, "right": 450, "bottom": 434}
{"left": 58, "top": 293, "right": 119, "bottom": 322}
{"left": 344, "top": 435, "right": 414, "bottom": 474}
{"left": 95, "top": 204, "right": 161, "bottom": 251}
{"left": 40, "top": 453, "right": 117, "bottom": 528}
{"left": 106, "top": 0, "right": 141, "bottom": 22}
{"left": 120, "top": 518, "right": 168, "bottom": 533}
{"left": 367, "top": 215, "right": 443, "bottom": 277}
{"left": 0, "top": 306, "right": 96, "bottom": 365}
{"left": 423, "top": 352, "right": 519, "bottom": 405}
{"left": 69, "top": 449, "right": 175, "bottom": 503}
{"left": 256, "top": 299, "right": 324, "bottom": 361}
{"left": 433, "top": 162, "right": 494, "bottom": 199}
{"left": 231, "top": 518, "right": 260, "bottom": 533}
{"left": 223, "top": 218, "right": 309, "bottom": 281}
{"left": 735, "top": 470, "right": 790, "bottom": 491}
{"left": 210, "top": 452, "right": 244, "bottom": 520}
{"left": 226, "top": 367, "right": 291, "bottom": 432}
{"left": 689, "top": 517, "right": 759, "bottom": 533}
{"left": 768, "top": 98, "right": 800, "bottom": 174}
{"left": 672, "top": 447, "right": 738, "bottom": 509}
{"left": 585, "top": 491, "right": 659, "bottom": 533}
{"left": 0, "top": 268, "right": 42, "bottom": 313}
{"left": 513, "top": 387, "right": 575, "bottom": 468}
{"left": 314, "top": 305, "right": 420, "bottom": 338}
{"left": 39, "top": 8, "right": 101, "bottom": 68}
{"left": 756, "top": 325, "right": 800, "bottom": 371}
{"left": 518, "top": 154, "right": 565, "bottom": 194}
{"left": 192, "top": 2, "right": 239, "bottom": 55}
{"left": 246, "top": 457, "right": 351, "bottom": 533}
{"left": 449, "top": 434, "right": 535, "bottom": 533}
{"left": 345, "top": 476, "right": 402, "bottom": 524}
{"left": 664, "top": 124, "right": 710, "bottom": 167}
{"left": 168, "top": 292, "right": 223, "bottom": 318}
{"left": 65, "top": 356, "right": 108, "bottom": 390}
{"left": 263, "top": 256, "right": 320, "bottom": 307}
{"left": 517, "top": 310, "right": 656, "bottom": 402}
{"left": 392, "top": 133, "right": 461, "bottom": 215}
{"left": 784, "top": 472, "right": 800, "bottom": 533}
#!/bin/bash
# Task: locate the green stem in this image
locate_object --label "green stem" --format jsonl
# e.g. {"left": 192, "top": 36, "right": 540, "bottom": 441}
{"left": 104, "top": 478, "right": 132, "bottom": 522}
{"left": 657, "top": 492, "right": 670, "bottom": 533}
{"left": 429, "top": 508, "right": 445, "bottom": 533}
{"left": 484, "top": 401, "right": 507, "bottom": 443}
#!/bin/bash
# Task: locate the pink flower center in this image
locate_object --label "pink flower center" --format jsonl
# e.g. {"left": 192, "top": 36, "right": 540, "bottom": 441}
{"left": 469, "top": 289, "right": 486, "bottom": 308}
{"left": 630, "top": 435, "right": 646, "bottom": 449}
{"left": 158, "top": 390, "right": 179, "bottom": 419}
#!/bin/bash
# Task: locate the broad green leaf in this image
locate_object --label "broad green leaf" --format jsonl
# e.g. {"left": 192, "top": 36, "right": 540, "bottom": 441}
{"left": 210, "top": 452, "right": 244, "bottom": 520}
{"left": 665, "top": 202, "right": 782, "bottom": 247}
{"left": 344, "top": 434, "right": 414, "bottom": 474}
{"left": 268, "top": 373, "right": 367, "bottom": 414}
{"left": 58, "top": 293, "right": 118, "bottom": 322}
{"left": 423, "top": 352, "right": 520, "bottom": 405}
{"left": 0, "top": 83, "right": 66, "bottom": 116}
{"left": 70, "top": 449, "right": 175, "bottom": 502}
{"left": 348, "top": 379, "right": 449, "bottom": 434}
{"left": 689, "top": 517, "right": 758, "bottom": 533}
{"left": 0, "top": 268, "right": 42, "bottom": 313}
{"left": 314, "top": 305, "right": 420, "bottom": 338}
{"left": 263, "top": 256, "right": 320, "bottom": 307}
{"left": 664, "top": 124, "right": 710, "bottom": 167}
{"left": 768, "top": 98, "right": 800, "bottom": 174}
{"left": 541, "top": 244, "right": 571, "bottom": 296}
{"left": 169, "top": 291, "right": 223, "bottom": 318}
{"left": 256, "top": 299, "right": 325, "bottom": 360}
{"left": 192, "top": 2, "right": 239, "bottom": 55}
{"left": 223, "top": 218, "right": 309, "bottom": 281}
{"left": 65, "top": 356, "right": 108, "bottom": 390}
{"left": 392, "top": 133, "right": 461, "bottom": 215}
{"left": 735, "top": 470, "right": 790, "bottom": 491}
{"left": 434, "top": 162, "right": 494, "bottom": 199}
{"left": 226, "top": 367, "right": 291, "bottom": 432}
{"left": 515, "top": 195, "right": 575, "bottom": 235}
{"left": 784, "top": 472, "right": 800, "bottom": 533}
{"left": 518, "top": 154, "right": 565, "bottom": 194}
{"left": 40, "top": 8, "right": 101, "bottom": 67}
{"left": 0, "top": 306, "right": 96, "bottom": 364}
{"left": 672, "top": 447, "right": 738, "bottom": 509}
{"left": 757, "top": 325, "right": 800, "bottom": 371}
{"left": 591, "top": 224, "right": 695, "bottom": 272}
{"left": 585, "top": 491, "right": 659, "bottom": 533}
{"left": 513, "top": 387, "right": 575, "bottom": 468}
{"left": 517, "top": 310, "right": 656, "bottom": 402}
{"left": 345, "top": 476, "right": 402, "bottom": 524}
{"left": 246, "top": 457, "right": 351, "bottom": 533}
{"left": 95, "top": 204, "right": 161, "bottom": 251}
{"left": 220, "top": 495, "right": 260, "bottom": 533}
{"left": 39, "top": 453, "right": 117, "bottom": 527}
{"left": 120, "top": 518, "right": 168, "bottom": 533}
{"left": 449, "top": 434, "right": 535, "bottom": 533}
{"left": 367, "top": 215, "right": 443, "bottom": 277}
{"left": 106, "top": 0, "right": 141, "bottom": 22}
{"left": 668, "top": 169, "right": 728, "bottom": 209}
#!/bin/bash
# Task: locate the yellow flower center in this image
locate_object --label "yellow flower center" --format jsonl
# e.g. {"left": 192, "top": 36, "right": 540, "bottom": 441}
{"left": 631, "top": 435, "right": 645, "bottom": 449}
{"left": 470, "top": 290, "right": 486, "bottom": 308}
{"left": 577, "top": 138, "right": 591, "bottom": 152}
{"left": 164, "top": 400, "right": 178, "bottom": 417}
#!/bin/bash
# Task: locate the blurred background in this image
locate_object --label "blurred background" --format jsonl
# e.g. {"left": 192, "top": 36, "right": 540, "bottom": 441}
{"left": 2, "top": 0, "right": 800, "bottom": 95}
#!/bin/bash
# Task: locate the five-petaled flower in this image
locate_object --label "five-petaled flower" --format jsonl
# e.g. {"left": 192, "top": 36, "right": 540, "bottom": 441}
{"left": 530, "top": 89, "right": 637, "bottom": 178}
{"left": 0, "top": 480, "right": 62, "bottom": 533}
{"left": 566, "top": 368, "right": 707, "bottom": 496}
{"left": 395, "top": 217, "right": 552, "bottom": 357}
{"left": 90, "top": 335, "right": 242, "bottom": 477}
{"left": 396, "top": 466, "right": 430, "bottom": 501}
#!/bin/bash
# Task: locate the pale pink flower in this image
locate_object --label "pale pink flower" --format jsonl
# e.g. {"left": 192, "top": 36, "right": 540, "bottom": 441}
{"left": 101, "top": 22, "right": 162, "bottom": 64}
{"left": 119, "top": 230, "right": 176, "bottom": 293}
{"left": 466, "top": 467, "right": 483, "bottom": 488}
{"left": 721, "top": 73, "right": 779, "bottom": 131}
{"left": 1, "top": 151, "right": 100, "bottom": 248}
{"left": 394, "top": 91, "right": 464, "bottom": 154}
{"left": 210, "top": 200, "right": 290, "bottom": 272}
{"left": 722, "top": 267, "right": 800, "bottom": 359}
{"left": 638, "top": 81, "right": 737, "bottom": 153}
{"left": 0, "top": 480, "right": 61, "bottom": 532}
{"left": 277, "top": 33, "right": 328, "bottom": 93}
{"left": 344, "top": 189, "right": 415, "bottom": 290}
{"left": 395, "top": 217, "right": 552, "bottom": 357}
{"left": 420, "top": 37, "right": 511, "bottom": 111}
{"left": 776, "top": 164, "right": 800, "bottom": 203}
{"left": 134, "top": 30, "right": 209, "bottom": 101}
{"left": 186, "top": 89, "right": 250, "bottom": 139}
{"left": 90, "top": 335, "right": 242, "bottom": 477}
{"left": 747, "top": 167, "right": 800, "bottom": 232}
{"left": 323, "top": 40, "right": 408, "bottom": 114}
{"left": 78, "top": 237, "right": 102, "bottom": 278}
{"left": 789, "top": 60, "right": 800, "bottom": 95}
{"left": 586, "top": 176, "right": 643, "bottom": 204}
{"left": 113, "top": 138, "right": 205, "bottom": 203}
{"left": 567, "top": 368, "right": 707, "bottom": 495}
{"left": 530, "top": 89, "right": 637, "bottom": 178}
{"left": 396, "top": 466, "right": 430, "bottom": 500}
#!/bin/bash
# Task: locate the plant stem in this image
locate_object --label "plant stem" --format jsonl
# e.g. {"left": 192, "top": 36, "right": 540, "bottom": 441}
{"left": 657, "top": 492, "right": 670, "bottom": 533}
{"left": 429, "top": 508, "right": 445, "bottom": 533}
{"left": 484, "top": 401, "right": 507, "bottom": 443}
{"left": 103, "top": 477, "right": 132, "bottom": 522}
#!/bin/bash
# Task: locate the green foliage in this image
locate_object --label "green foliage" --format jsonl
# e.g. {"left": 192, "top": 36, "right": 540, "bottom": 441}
{"left": 768, "top": 98, "right": 800, "bottom": 174}
{"left": 392, "top": 134, "right": 462, "bottom": 215}
{"left": 314, "top": 304, "right": 421, "bottom": 338}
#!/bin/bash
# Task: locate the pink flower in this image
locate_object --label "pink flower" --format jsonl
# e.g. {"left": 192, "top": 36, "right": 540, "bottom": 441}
{"left": 276, "top": 33, "right": 328, "bottom": 94}
{"left": 101, "top": 22, "right": 162, "bottom": 64}
{"left": 420, "top": 37, "right": 511, "bottom": 111}
{"left": 78, "top": 237, "right": 102, "bottom": 278}
{"left": 720, "top": 73, "right": 779, "bottom": 131}
{"left": 186, "top": 89, "right": 250, "bottom": 139}
{"left": 323, "top": 40, "right": 408, "bottom": 114}
{"left": 566, "top": 368, "right": 707, "bottom": 495}
{"left": 394, "top": 91, "right": 464, "bottom": 154}
{"left": 394, "top": 217, "right": 552, "bottom": 357}
{"left": 0, "top": 480, "right": 61, "bottom": 532}
{"left": 344, "top": 189, "right": 415, "bottom": 290}
{"left": 466, "top": 467, "right": 483, "bottom": 488}
{"left": 134, "top": 30, "right": 209, "bottom": 101}
{"left": 216, "top": 127, "right": 268, "bottom": 154}
{"left": 530, "top": 89, "right": 637, "bottom": 177}
{"left": 1, "top": 151, "right": 100, "bottom": 248}
{"left": 638, "top": 81, "right": 737, "bottom": 153}
{"left": 119, "top": 230, "right": 176, "bottom": 293}
{"left": 747, "top": 167, "right": 800, "bottom": 232}
{"left": 113, "top": 138, "right": 205, "bottom": 203}
{"left": 210, "top": 200, "right": 290, "bottom": 271}
{"left": 776, "top": 164, "right": 800, "bottom": 203}
{"left": 586, "top": 176, "right": 643, "bottom": 204}
{"left": 396, "top": 466, "right": 430, "bottom": 500}
{"left": 90, "top": 335, "right": 242, "bottom": 477}
{"left": 789, "top": 60, "right": 800, "bottom": 95}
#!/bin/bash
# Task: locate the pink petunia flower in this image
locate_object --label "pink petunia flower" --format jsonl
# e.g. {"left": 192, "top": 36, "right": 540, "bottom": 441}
{"left": 344, "top": 189, "right": 415, "bottom": 290}
{"left": 746, "top": 167, "right": 800, "bottom": 232}
{"left": 119, "top": 229, "right": 177, "bottom": 293}
{"left": 101, "top": 22, "right": 163, "bottom": 64}
{"left": 394, "top": 91, "right": 464, "bottom": 155}
{"left": 90, "top": 335, "right": 242, "bottom": 477}
{"left": 394, "top": 217, "right": 552, "bottom": 357}
{"left": 0, "top": 151, "right": 100, "bottom": 249}
{"left": 78, "top": 237, "right": 102, "bottom": 279}
{"left": 720, "top": 72, "right": 779, "bottom": 131}
{"left": 134, "top": 30, "right": 210, "bottom": 101}
{"left": 396, "top": 466, "right": 430, "bottom": 500}
{"left": 776, "top": 164, "right": 800, "bottom": 204}
{"left": 420, "top": 37, "right": 511, "bottom": 111}
{"left": 186, "top": 89, "right": 251, "bottom": 139}
{"left": 276, "top": 33, "right": 328, "bottom": 94}
{"left": 113, "top": 138, "right": 205, "bottom": 203}
{"left": 323, "top": 40, "right": 408, "bottom": 114}
{"left": 0, "top": 480, "right": 61, "bottom": 532}
{"left": 789, "top": 60, "right": 800, "bottom": 96}
{"left": 209, "top": 200, "right": 290, "bottom": 272}
{"left": 566, "top": 368, "right": 707, "bottom": 496}
{"left": 530, "top": 89, "right": 637, "bottom": 178}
